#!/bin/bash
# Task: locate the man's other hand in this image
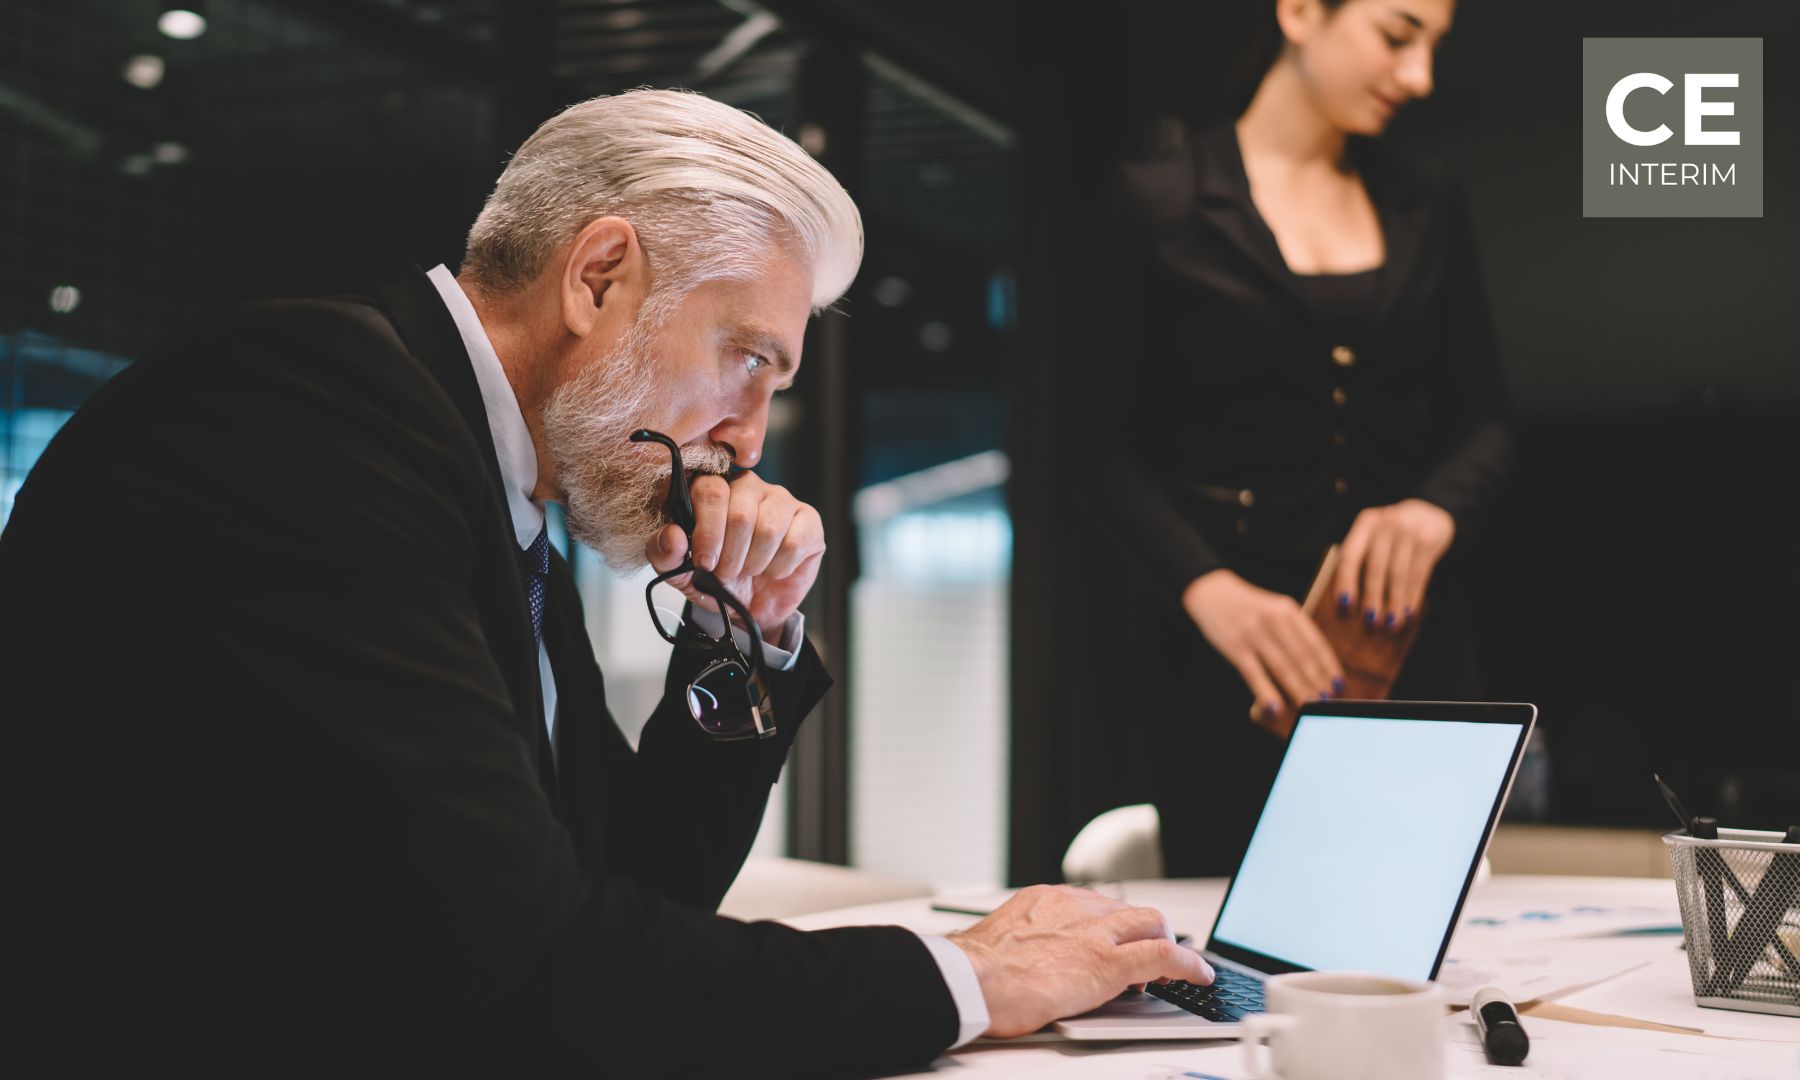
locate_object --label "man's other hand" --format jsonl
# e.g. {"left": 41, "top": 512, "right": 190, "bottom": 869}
{"left": 647, "top": 471, "right": 824, "bottom": 633}
{"left": 946, "top": 885, "right": 1215, "bottom": 1038}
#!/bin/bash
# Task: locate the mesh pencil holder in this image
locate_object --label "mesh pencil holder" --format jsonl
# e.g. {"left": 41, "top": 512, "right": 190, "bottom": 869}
{"left": 1664, "top": 828, "right": 1800, "bottom": 1016}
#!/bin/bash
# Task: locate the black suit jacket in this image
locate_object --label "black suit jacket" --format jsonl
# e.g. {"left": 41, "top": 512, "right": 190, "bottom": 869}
{"left": 3, "top": 269, "right": 957, "bottom": 1076}
{"left": 1086, "top": 119, "right": 1514, "bottom": 598}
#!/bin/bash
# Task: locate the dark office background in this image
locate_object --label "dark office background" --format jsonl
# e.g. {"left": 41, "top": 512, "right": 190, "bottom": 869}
{"left": 3, "top": 1, "right": 1795, "bottom": 886}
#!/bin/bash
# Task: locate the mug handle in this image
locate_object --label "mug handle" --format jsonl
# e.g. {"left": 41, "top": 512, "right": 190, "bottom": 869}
{"left": 1240, "top": 1013, "right": 1300, "bottom": 1079}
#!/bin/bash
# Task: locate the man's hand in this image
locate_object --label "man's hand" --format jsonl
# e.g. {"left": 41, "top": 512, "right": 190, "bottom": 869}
{"left": 946, "top": 885, "right": 1215, "bottom": 1038}
{"left": 1183, "top": 569, "right": 1345, "bottom": 724}
{"left": 646, "top": 472, "right": 825, "bottom": 634}
{"left": 1332, "top": 498, "right": 1455, "bottom": 633}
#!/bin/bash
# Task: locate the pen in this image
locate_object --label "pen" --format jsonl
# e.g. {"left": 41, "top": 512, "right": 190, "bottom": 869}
{"left": 928, "top": 903, "right": 994, "bottom": 918}
{"left": 1471, "top": 987, "right": 1530, "bottom": 1066}
{"left": 1689, "top": 814, "right": 1733, "bottom": 993}
{"left": 1713, "top": 824, "right": 1800, "bottom": 993}
{"left": 1654, "top": 774, "right": 1732, "bottom": 992}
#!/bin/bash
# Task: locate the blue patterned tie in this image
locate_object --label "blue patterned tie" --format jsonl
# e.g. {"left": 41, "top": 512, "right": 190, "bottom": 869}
{"left": 525, "top": 528, "right": 550, "bottom": 647}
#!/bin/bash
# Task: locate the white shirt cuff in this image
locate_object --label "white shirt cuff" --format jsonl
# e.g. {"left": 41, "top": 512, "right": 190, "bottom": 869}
{"left": 916, "top": 933, "right": 989, "bottom": 1049}
{"left": 686, "top": 606, "right": 804, "bottom": 672}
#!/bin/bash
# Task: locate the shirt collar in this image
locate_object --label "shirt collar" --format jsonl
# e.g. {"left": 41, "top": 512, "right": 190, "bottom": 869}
{"left": 424, "top": 264, "right": 544, "bottom": 551}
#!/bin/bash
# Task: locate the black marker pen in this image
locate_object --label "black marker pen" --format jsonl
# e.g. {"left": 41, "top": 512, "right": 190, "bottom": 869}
{"left": 1472, "top": 987, "right": 1530, "bottom": 1066}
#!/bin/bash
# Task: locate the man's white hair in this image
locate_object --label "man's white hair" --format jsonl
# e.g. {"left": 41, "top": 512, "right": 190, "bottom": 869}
{"left": 462, "top": 88, "right": 862, "bottom": 313}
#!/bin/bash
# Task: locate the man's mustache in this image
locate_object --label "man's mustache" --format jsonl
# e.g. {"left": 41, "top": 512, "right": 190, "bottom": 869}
{"left": 641, "top": 441, "right": 736, "bottom": 514}
{"left": 660, "top": 441, "right": 735, "bottom": 478}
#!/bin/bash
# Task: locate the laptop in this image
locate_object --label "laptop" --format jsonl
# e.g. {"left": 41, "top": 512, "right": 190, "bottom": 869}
{"left": 1054, "top": 699, "right": 1537, "bottom": 1040}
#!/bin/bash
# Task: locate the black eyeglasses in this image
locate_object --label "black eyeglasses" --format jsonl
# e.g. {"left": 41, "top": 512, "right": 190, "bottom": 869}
{"left": 630, "top": 429, "right": 774, "bottom": 741}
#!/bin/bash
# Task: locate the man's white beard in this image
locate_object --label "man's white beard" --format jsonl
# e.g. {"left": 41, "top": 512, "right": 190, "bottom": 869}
{"left": 540, "top": 312, "right": 733, "bottom": 572}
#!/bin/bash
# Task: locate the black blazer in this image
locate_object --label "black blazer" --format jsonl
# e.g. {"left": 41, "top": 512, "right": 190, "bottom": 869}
{"left": 3, "top": 269, "right": 956, "bottom": 1076}
{"left": 1086, "top": 120, "right": 1513, "bottom": 599}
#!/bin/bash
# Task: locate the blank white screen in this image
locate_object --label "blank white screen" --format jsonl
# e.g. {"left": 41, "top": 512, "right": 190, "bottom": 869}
{"left": 1208, "top": 715, "right": 1523, "bottom": 978}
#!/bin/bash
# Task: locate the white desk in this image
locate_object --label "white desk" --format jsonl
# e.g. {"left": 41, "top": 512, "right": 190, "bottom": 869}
{"left": 786, "top": 876, "right": 1798, "bottom": 1078}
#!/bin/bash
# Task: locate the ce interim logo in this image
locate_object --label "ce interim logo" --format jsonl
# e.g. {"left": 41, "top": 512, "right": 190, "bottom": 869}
{"left": 1583, "top": 38, "right": 1762, "bottom": 218}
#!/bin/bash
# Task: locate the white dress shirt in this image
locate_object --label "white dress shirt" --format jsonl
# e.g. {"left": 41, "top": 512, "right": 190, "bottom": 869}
{"left": 422, "top": 265, "right": 988, "bottom": 1048}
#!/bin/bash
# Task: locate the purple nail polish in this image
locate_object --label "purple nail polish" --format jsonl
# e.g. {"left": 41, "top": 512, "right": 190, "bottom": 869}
{"left": 1337, "top": 592, "right": 1351, "bottom": 613}
{"left": 1384, "top": 612, "right": 1396, "bottom": 629}
{"left": 1364, "top": 608, "right": 1377, "bottom": 628}
{"left": 1332, "top": 676, "right": 1347, "bottom": 694}
{"left": 1263, "top": 701, "right": 1279, "bottom": 718}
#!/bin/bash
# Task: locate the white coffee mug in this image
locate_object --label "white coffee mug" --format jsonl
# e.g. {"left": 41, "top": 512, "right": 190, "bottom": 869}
{"left": 1239, "top": 970, "right": 1446, "bottom": 1080}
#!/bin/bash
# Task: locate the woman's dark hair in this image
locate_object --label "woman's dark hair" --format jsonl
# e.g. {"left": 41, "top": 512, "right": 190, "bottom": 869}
{"left": 1111, "top": 0, "right": 1351, "bottom": 160}
{"left": 1217, "top": 0, "right": 1351, "bottom": 121}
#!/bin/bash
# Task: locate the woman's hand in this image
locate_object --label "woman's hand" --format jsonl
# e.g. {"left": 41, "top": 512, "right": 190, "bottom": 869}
{"left": 1182, "top": 569, "right": 1345, "bottom": 724}
{"left": 1332, "top": 498, "right": 1455, "bottom": 632}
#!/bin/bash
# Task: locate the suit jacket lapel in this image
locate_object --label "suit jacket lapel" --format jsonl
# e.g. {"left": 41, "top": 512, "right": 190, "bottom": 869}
{"left": 371, "top": 268, "right": 511, "bottom": 500}
{"left": 367, "top": 267, "right": 554, "bottom": 784}
{"left": 1192, "top": 121, "right": 1305, "bottom": 314}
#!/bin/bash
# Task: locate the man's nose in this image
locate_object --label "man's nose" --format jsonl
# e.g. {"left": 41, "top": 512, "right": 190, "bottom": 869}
{"left": 710, "top": 403, "right": 769, "bottom": 468}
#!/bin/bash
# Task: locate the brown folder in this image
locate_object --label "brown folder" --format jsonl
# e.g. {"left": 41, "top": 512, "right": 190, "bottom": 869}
{"left": 1255, "top": 544, "right": 1423, "bottom": 737}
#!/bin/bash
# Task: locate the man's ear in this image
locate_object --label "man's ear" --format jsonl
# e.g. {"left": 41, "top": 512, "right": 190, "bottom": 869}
{"left": 559, "top": 216, "right": 647, "bottom": 337}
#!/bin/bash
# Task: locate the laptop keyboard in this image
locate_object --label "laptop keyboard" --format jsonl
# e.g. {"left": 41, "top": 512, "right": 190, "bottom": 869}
{"left": 1144, "top": 965, "right": 1267, "bottom": 1022}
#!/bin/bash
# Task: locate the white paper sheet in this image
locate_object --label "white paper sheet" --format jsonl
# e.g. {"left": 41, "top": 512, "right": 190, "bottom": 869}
{"left": 1453, "top": 899, "right": 1684, "bottom": 941}
{"left": 1561, "top": 946, "right": 1800, "bottom": 1042}
{"left": 942, "top": 1018, "right": 1800, "bottom": 1080}
{"left": 1446, "top": 1015, "right": 1800, "bottom": 1080}
{"left": 1437, "top": 937, "right": 1662, "bottom": 1003}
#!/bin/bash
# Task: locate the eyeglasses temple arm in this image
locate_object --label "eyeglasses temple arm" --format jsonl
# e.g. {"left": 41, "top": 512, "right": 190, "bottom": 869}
{"left": 629, "top": 429, "right": 695, "bottom": 533}
{"left": 702, "top": 570, "right": 769, "bottom": 678}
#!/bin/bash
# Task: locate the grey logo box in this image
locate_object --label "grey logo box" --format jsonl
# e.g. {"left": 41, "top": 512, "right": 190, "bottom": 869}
{"left": 1583, "top": 38, "right": 1762, "bottom": 218}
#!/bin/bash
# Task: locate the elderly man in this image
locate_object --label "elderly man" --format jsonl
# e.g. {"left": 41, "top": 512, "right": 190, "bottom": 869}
{"left": 3, "top": 90, "right": 1210, "bottom": 1074}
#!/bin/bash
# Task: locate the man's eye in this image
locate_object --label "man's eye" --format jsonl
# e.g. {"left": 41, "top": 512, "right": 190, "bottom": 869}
{"left": 743, "top": 352, "right": 769, "bottom": 375}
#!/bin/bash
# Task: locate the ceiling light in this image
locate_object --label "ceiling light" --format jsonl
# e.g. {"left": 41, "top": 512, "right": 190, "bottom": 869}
{"left": 49, "top": 286, "right": 82, "bottom": 314}
{"left": 873, "top": 277, "right": 912, "bottom": 307}
{"left": 123, "top": 54, "right": 165, "bottom": 89}
{"left": 919, "top": 321, "right": 954, "bottom": 353}
{"left": 158, "top": 3, "right": 208, "bottom": 40}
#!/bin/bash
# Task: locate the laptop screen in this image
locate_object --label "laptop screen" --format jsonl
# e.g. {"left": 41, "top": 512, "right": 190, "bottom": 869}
{"left": 1207, "top": 711, "right": 1528, "bottom": 979}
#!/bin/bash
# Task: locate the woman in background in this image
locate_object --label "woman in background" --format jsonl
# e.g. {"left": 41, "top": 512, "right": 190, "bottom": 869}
{"left": 1087, "top": 0, "right": 1513, "bottom": 875}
